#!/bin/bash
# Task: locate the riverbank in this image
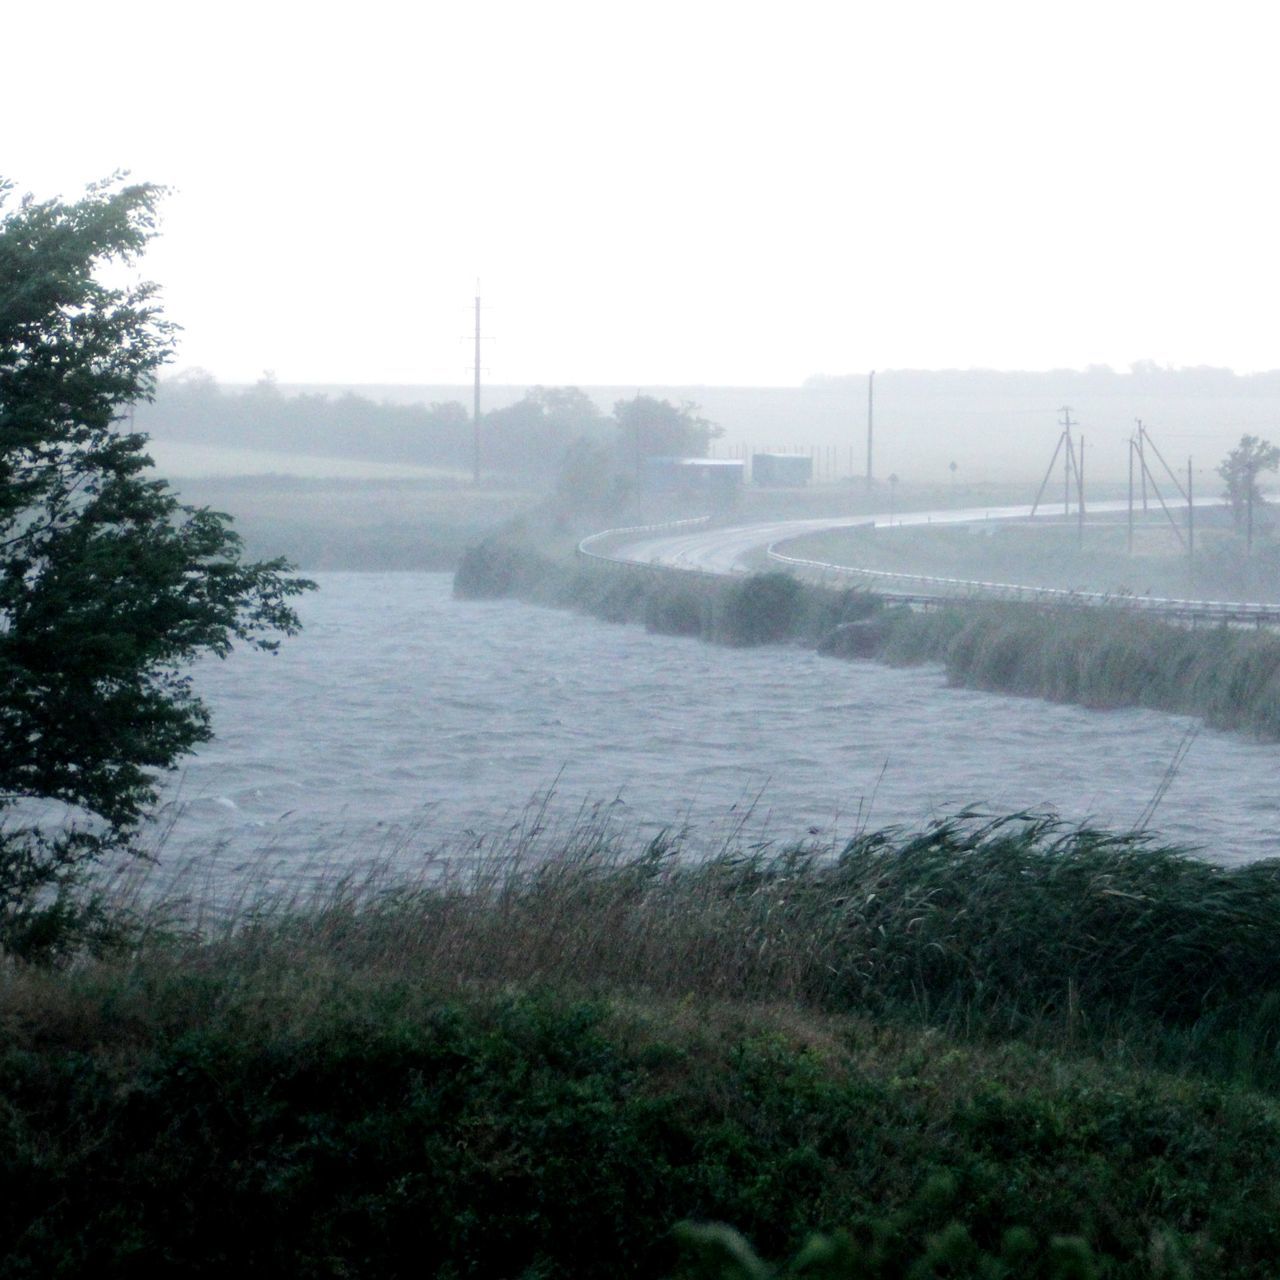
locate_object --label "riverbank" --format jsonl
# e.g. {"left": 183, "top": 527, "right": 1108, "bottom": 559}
{"left": 8, "top": 814, "right": 1280, "bottom": 1276}
{"left": 455, "top": 537, "right": 1280, "bottom": 740}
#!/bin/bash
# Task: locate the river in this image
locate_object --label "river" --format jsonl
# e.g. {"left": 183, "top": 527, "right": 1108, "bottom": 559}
{"left": 130, "top": 571, "right": 1280, "bottom": 901}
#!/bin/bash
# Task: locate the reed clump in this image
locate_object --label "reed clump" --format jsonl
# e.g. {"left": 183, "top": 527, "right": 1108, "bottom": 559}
{"left": 880, "top": 602, "right": 1280, "bottom": 736}
{"left": 142, "top": 810, "right": 1280, "bottom": 1087}
{"left": 455, "top": 541, "right": 879, "bottom": 647}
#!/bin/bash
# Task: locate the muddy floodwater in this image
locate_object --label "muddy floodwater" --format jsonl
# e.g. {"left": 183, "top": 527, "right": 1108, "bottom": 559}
{"left": 136, "top": 571, "right": 1280, "bottom": 899}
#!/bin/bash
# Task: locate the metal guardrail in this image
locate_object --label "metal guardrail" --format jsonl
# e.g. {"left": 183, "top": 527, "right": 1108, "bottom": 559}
{"left": 767, "top": 541, "right": 1280, "bottom": 625}
{"left": 575, "top": 513, "right": 1280, "bottom": 626}
{"left": 577, "top": 516, "right": 722, "bottom": 578}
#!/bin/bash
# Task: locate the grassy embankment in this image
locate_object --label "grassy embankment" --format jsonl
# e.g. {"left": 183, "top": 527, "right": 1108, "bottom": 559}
{"left": 9, "top": 814, "right": 1280, "bottom": 1276}
{"left": 455, "top": 531, "right": 1280, "bottom": 740}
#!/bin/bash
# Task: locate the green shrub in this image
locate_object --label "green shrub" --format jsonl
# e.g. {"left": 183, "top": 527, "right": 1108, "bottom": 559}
{"left": 646, "top": 586, "right": 709, "bottom": 637}
{"left": 718, "top": 573, "right": 808, "bottom": 645}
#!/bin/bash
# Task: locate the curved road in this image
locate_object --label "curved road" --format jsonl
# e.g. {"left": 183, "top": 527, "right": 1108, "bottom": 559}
{"left": 595, "top": 501, "right": 1117, "bottom": 576}
{"left": 584, "top": 499, "right": 1280, "bottom": 623}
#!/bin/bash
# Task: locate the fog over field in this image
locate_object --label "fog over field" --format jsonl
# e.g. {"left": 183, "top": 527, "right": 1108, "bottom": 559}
{"left": 139, "top": 366, "right": 1280, "bottom": 491}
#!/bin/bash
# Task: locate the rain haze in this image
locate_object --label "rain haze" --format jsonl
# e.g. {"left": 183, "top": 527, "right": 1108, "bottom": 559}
{"left": 8, "top": 0, "right": 1280, "bottom": 870}
{"left": 15, "top": 7, "right": 1280, "bottom": 1263}
{"left": 8, "top": 0, "right": 1280, "bottom": 387}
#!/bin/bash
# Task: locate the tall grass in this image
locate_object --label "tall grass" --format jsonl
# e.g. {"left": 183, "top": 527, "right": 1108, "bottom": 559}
{"left": 130, "top": 809, "right": 1280, "bottom": 1090}
{"left": 454, "top": 540, "right": 878, "bottom": 645}
{"left": 881, "top": 602, "right": 1280, "bottom": 737}
{"left": 11, "top": 813, "right": 1280, "bottom": 1275}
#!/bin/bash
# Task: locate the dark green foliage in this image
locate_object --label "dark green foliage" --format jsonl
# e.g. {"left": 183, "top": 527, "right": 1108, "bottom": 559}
{"left": 0, "top": 971, "right": 1270, "bottom": 1278}
{"left": 7, "top": 815, "right": 1280, "bottom": 1273}
{"left": 614, "top": 394, "right": 721, "bottom": 462}
{"left": 674, "top": 1215, "right": 1101, "bottom": 1279}
{"left": 1218, "top": 434, "right": 1280, "bottom": 543}
{"left": 718, "top": 573, "right": 808, "bottom": 645}
{"left": 811, "top": 812, "right": 1280, "bottom": 1028}
{"left": 0, "top": 830, "right": 133, "bottom": 965}
{"left": 645, "top": 584, "right": 709, "bottom": 636}
{"left": 0, "top": 178, "right": 311, "bottom": 956}
{"left": 452, "top": 538, "right": 545, "bottom": 599}
{"left": 276, "top": 806, "right": 1280, "bottom": 1092}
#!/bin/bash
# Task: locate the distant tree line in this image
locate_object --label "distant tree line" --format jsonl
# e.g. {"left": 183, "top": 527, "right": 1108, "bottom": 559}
{"left": 135, "top": 373, "right": 477, "bottom": 470}
{"left": 136, "top": 376, "right": 719, "bottom": 492}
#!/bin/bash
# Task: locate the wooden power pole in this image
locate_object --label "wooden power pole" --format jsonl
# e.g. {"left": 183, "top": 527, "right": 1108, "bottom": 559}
{"left": 472, "top": 288, "right": 482, "bottom": 486}
{"left": 866, "top": 370, "right": 875, "bottom": 489}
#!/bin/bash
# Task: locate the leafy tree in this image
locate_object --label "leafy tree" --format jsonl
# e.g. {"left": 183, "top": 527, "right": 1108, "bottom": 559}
{"left": 551, "top": 437, "right": 626, "bottom": 515}
{"left": 1218, "top": 433, "right": 1280, "bottom": 551}
{"left": 0, "top": 176, "right": 312, "bottom": 957}
{"left": 482, "top": 385, "right": 608, "bottom": 474}
{"left": 613, "top": 395, "right": 721, "bottom": 472}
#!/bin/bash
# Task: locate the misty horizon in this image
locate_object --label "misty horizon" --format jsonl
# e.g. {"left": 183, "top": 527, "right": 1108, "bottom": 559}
{"left": 138, "top": 366, "right": 1280, "bottom": 488}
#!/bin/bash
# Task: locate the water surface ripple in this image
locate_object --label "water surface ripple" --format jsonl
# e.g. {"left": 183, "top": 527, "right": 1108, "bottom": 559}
{"left": 144, "top": 572, "right": 1280, "bottom": 894}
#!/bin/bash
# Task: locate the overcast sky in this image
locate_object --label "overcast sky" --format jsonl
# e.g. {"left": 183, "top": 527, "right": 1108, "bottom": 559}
{"left": 7, "top": 0, "right": 1277, "bottom": 387}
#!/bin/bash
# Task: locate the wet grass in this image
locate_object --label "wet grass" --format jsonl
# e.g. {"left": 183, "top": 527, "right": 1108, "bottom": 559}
{"left": 160, "top": 810, "right": 1280, "bottom": 1082}
{"left": 7, "top": 815, "right": 1280, "bottom": 1275}
{"left": 455, "top": 540, "right": 881, "bottom": 645}
{"left": 879, "top": 602, "right": 1280, "bottom": 737}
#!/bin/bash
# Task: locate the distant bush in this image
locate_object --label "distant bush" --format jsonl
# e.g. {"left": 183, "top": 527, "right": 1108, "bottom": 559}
{"left": 644, "top": 585, "right": 708, "bottom": 636}
{"left": 718, "top": 572, "right": 808, "bottom": 645}
{"left": 453, "top": 539, "right": 564, "bottom": 599}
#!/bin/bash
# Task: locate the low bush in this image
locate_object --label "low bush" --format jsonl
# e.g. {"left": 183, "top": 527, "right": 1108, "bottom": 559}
{"left": 3, "top": 971, "right": 1277, "bottom": 1276}
{"left": 717, "top": 572, "right": 808, "bottom": 645}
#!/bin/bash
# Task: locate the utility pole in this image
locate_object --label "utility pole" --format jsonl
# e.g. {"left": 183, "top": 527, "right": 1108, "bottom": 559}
{"left": 1127, "top": 438, "right": 1134, "bottom": 555}
{"left": 472, "top": 287, "right": 482, "bottom": 486}
{"left": 1060, "top": 406, "right": 1077, "bottom": 516}
{"left": 1187, "top": 457, "right": 1194, "bottom": 563}
{"left": 1030, "top": 407, "right": 1083, "bottom": 521}
{"left": 1077, "top": 434, "right": 1085, "bottom": 548}
{"left": 866, "top": 370, "right": 875, "bottom": 490}
{"left": 1128, "top": 421, "right": 1188, "bottom": 552}
{"left": 1135, "top": 419, "right": 1148, "bottom": 512}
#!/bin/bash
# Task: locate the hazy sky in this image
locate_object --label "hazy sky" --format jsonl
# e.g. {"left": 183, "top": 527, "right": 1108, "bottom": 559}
{"left": 8, "top": 0, "right": 1277, "bottom": 386}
